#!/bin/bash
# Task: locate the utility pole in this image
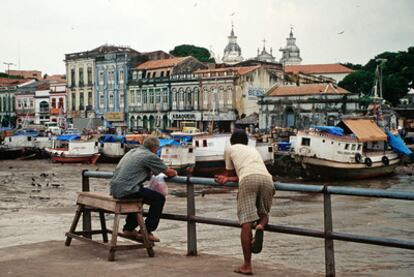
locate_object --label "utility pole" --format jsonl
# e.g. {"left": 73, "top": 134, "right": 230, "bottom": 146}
{"left": 3, "top": 62, "right": 15, "bottom": 127}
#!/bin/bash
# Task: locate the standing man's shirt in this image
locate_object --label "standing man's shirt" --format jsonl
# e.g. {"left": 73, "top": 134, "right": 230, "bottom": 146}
{"left": 224, "top": 144, "right": 271, "bottom": 181}
{"left": 110, "top": 146, "right": 167, "bottom": 198}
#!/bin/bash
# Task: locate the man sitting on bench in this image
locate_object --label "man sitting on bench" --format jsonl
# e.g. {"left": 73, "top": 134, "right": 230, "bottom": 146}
{"left": 110, "top": 135, "right": 177, "bottom": 242}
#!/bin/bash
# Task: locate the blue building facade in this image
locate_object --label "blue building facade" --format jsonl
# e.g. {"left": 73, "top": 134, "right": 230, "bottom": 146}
{"left": 93, "top": 46, "right": 143, "bottom": 129}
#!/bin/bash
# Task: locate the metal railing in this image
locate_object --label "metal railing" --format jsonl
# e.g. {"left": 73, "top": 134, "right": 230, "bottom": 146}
{"left": 81, "top": 170, "right": 414, "bottom": 277}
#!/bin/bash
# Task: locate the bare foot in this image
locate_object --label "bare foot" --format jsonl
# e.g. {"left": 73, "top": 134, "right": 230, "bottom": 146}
{"left": 234, "top": 265, "right": 253, "bottom": 275}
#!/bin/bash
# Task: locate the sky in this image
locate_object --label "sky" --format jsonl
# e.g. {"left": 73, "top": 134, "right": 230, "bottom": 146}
{"left": 1, "top": 0, "right": 413, "bottom": 75}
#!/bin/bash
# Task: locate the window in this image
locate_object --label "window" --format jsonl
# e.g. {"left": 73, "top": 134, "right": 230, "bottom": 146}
{"left": 301, "top": 138, "right": 310, "bottom": 146}
{"left": 195, "top": 140, "right": 199, "bottom": 147}
{"left": 160, "top": 71, "right": 164, "bottom": 77}
{"left": 71, "top": 93, "right": 76, "bottom": 110}
{"left": 79, "top": 92, "right": 84, "bottom": 110}
{"left": 51, "top": 98, "right": 56, "bottom": 108}
{"left": 203, "top": 140, "right": 207, "bottom": 147}
{"left": 87, "top": 66, "right": 92, "bottom": 85}
{"left": 58, "top": 98, "right": 64, "bottom": 109}
{"left": 152, "top": 72, "right": 156, "bottom": 78}
{"left": 71, "top": 69, "right": 75, "bottom": 87}
{"left": 99, "top": 94, "right": 104, "bottom": 106}
{"left": 79, "top": 68, "right": 84, "bottom": 86}
{"left": 120, "top": 70, "right": 124, "bottom": 81}
{"left": 146, "top": 72, "right": 151, "bottom": 78}
{"left": 351, "top": 144, "right": 356, "bottom": 151}
{"left": 133, "top": 71, "right": 137, "bottom": 80}
{"left": 322, "top": 139, "right": 325, "bottom": 143}
{"left": 345, "top": 144, "right": 349, "bottom": 150}
{"left": 88, "top": 91, "right": 92, "bottom": 106}
{"left": 109, "top": 94, "right": 114, "bottom": 106}
{"left": 357, "top": 144, "right": 362, "bottom": 151}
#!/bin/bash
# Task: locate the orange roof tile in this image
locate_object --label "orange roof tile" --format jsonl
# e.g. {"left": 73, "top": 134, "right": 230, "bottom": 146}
{"left": 195, "top": 65, "right": 260, "bottom": 76}
{"left": 268, "top": 83, "right": 349, "bottom": 96}
{"left": 285, "top": 64, "right": 353, "bottom": 74}
{"left": 135, "top": 56, "right": 190, "bottom": 70}
{"left": 0, "top": 78, "right": 31, "bottom": 86}
{"left": 341, "top": 119, "right": 387, "bottom": 142}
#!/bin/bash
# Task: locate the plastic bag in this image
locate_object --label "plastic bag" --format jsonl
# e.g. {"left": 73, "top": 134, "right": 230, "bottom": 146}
{"left": 148, "top": 173, "right": 168, "bottom": 197}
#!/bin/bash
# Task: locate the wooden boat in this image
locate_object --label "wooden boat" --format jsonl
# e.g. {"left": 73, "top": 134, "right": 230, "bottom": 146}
{"left": 171, "top": 133, "right": 274, "bottom": 177}
{"left": 0, "top": 129, "right": 42, "bottom": 159}
{"left": 45, "top": 134, "right": 100, "bottom": 164}
{"left": 159, "top": 138, "right": 195, "bottom": 175}
{"left": 97, "top": 134, "right": 126, "bottom": 163}
{"left": 292, "top": 119, "right": 400, "bottom": 180}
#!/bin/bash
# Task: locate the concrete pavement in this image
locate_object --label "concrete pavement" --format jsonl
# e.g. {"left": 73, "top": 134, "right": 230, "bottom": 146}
{"left": 0, "top": 241, "right": 319, "bottom": 277}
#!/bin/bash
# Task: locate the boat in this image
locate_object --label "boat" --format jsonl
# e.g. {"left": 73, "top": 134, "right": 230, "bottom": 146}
{"left": 292, "top": 119, "right": 401, "bottom": 180}
{"left": 45, "top": 134, "right": 100, "bottom": 164}
{"left": 97, "top": 134, "right": 126, "bottom": 162}
{"left": 0, "top": 129, "right": 43, "bottom": 159}
{"left": 171, "top": 133, "right": 274, "bottom": 177}
{"left": 159, "top": 138, "right": 195, "bottom": 175}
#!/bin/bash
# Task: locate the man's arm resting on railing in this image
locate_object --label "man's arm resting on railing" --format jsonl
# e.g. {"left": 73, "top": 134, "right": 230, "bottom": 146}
{"left": 215, "top": 170, "right": 239, "bottom": 184}
{"left": 165, "top": 167, "right": 178, "bottom": 177}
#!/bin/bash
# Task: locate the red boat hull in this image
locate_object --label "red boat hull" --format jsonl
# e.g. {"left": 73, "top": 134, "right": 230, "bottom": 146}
{"left": 50, "top": 153, "right": 100, "bottom": 165}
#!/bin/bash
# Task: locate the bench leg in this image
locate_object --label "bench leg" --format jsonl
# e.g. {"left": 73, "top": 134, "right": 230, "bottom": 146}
{"left": 108, "top": 212, "right": 120, "bottom": 261}
{"left": 99, "top": 211, "right": 108, "bottom": 243}
{"left": 65, "top": 205, "right": 83, "bottom": 246}
{"left": 137, "top": 212, "right": 155, "bottom": 257}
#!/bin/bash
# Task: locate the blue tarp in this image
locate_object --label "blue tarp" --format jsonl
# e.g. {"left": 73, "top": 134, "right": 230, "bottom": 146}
{"left": 313, "top": 126, "right": 344, "bottom": 136}
{"left": 14, "top": 129, "right": 39, "bottom": 137}
{"left": 171, "top": 135, "right": 193, "bottom": 143}
{"left": 0, "top": 127, "right": 13, "bottom": 132}
{"left": 99, "top": 134, "right": 125, "bottom": 143}
{"left": 386, "top": 130, "right": 413, "bottom": 156}
{"left": 157, "top": 138, "right": 181, "bottom": 156}
{"left": 56, "top": 134, "right": 81, "bottom": 141}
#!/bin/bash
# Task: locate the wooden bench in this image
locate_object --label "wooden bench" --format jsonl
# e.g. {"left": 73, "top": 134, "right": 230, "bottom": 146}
{"left": 65, "top": 192, "right": 154, "bottom": 261}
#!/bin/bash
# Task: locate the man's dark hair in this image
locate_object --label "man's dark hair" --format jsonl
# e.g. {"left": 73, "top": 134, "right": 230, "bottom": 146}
{"left": 230, "top": 129, "right": 248, "bottom": 145}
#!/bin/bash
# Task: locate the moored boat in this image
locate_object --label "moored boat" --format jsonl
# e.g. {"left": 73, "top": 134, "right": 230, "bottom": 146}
{"left": 173, "top": 133, "right": 274, "bottom": 177}
{"left": 292, "top": 119, "right": 401, "bottom": 180}
{"left": 45, "top": 134, "right": 100, "bottom": 164}
{"left": 97, "top": 134, "right": 126, "bottom": 163}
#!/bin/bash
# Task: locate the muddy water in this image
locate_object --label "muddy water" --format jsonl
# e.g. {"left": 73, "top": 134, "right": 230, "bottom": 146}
{"left": 0, "top": 160, "right": 413, "bottom": 276}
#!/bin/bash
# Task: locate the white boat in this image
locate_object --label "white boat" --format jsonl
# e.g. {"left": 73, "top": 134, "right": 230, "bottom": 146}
{"left": 171, "top": 133, "right": 274, "bottom": 177}
{"left": 160, "top": 142, "right": 195, "bottom": 175}
{"left": 0, "top": 130, "right": 49, "bottom": 158}
{"left": 292, "top": 119, "right": 400, "bottom": 180}
{"left": 97, "top": 134, "right": 126, "bottom": 162}
{"left": 45, "top": 134, "right": 100, "bottom": 164}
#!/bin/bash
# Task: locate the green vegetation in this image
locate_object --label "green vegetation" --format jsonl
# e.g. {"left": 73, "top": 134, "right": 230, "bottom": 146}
{"left": 169, "top": 44, "right": 214, "bottom": 62}
{"left": 339, "top": 47, "right": 414, "bottom": 106}
{"left": 0, "top": 73, "right": 24, "bottom": 79}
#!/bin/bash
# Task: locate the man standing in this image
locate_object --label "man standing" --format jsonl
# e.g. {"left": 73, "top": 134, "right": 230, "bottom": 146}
{"left": 110, "top": 135, "right": 177, "bottom": 242}
{"left": 215, "top": 129, "right": 275, "bottom": 275}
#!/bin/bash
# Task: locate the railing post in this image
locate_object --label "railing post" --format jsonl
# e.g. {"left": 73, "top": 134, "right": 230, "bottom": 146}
{"left": 186, "top": 171, "right": 197, "bottom": 256}
{"left": 323, "top": 185, "right": 335, "bottom": 277}
{"left": 82, "top": 169, "right": 92, "bottom": 239}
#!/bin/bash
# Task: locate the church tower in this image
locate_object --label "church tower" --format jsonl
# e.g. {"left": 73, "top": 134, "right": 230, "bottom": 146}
{"left": 222, "top": 24, "right": 243, "bottom": 65}
{"left": 279, "top": 27, "right": 302, "bottom": 65}
{"left": 255, "top": 39, "right": 276, "bottom": 63}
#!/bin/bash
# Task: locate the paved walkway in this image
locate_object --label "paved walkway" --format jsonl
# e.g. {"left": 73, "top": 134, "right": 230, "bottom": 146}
{"left": 0, "top": 241, "right": 319, "bottom": 277}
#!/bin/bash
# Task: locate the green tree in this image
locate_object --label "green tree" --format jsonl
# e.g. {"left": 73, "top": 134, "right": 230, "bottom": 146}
{"left": 169, "top": 44, "right": 213, "bottom": 62}
{"left": 339, "top": 47, "right": 414, "bottom": 106}
{"left": 339, "top": 70, "right": 374, "bottom": 96}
